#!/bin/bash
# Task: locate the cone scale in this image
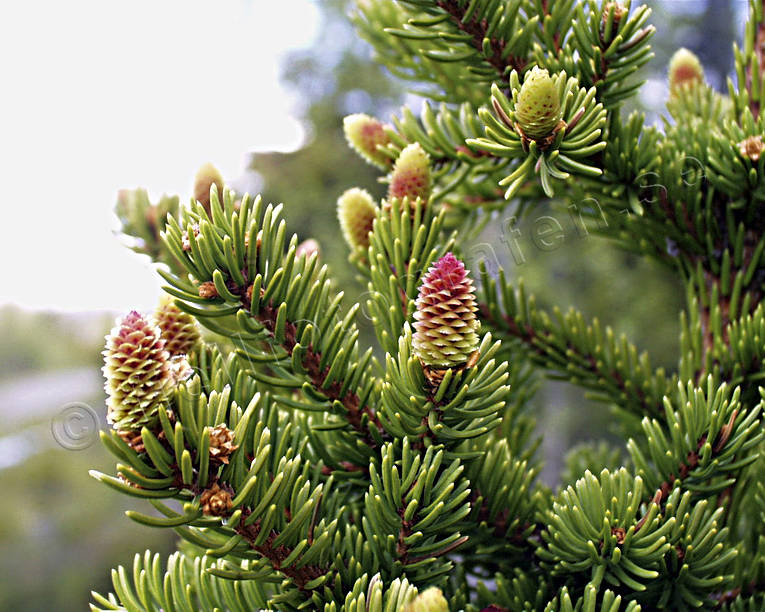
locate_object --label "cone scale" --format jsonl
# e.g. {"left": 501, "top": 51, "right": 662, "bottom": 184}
{"left": 413, "top": 253, "right": 480, "bottom": 369}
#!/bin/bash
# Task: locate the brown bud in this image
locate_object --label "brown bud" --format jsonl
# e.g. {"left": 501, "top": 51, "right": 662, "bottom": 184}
{"left": 208, "top": 424, "right": 238, "bottom": 464}
{"left": 181, "top": 224, "right": 200, "bottom": 252}
{"left": 200, "top": 483, "right": 233, "bottom": 516}
{"left": 738, "top": 135, "right": 764, "bottom": 161}
{"left": 198, "top": 282, "right": 218, "bottom": 299}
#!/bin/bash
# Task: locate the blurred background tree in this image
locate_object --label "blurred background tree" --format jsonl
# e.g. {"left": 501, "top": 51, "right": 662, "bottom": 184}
{"left": 0, "top": 1, "right": 742, "bottom": 609}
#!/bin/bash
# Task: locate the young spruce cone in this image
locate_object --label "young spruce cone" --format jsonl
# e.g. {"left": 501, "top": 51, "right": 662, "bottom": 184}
{"left": 413, "top": 253, "right": 480, "bottom": 369}
{"left": 103, "top": 311, "right": 171, "bottom": 431}
{"left": 669, "top": 48, "right": 704, "bottom": 96}
{"left": 343, "top": 113, "right": 392, "bottom": 169}
{"left": 193, "top": 162, "right": 224, "bottom": 214}
{"left": 402, "top": 587, "right": 449, "bottom": 612}
{"left": 388, "top": 142, "right": 431, "bottom": 203}
{"left": 154, "top": 294, "right": 201, "bottom": 356}
{"left": 338, "top": 187, "right": 377, "bottom": 251}
{"left": 515, "top": 66, "right": 563, "bottom": 141}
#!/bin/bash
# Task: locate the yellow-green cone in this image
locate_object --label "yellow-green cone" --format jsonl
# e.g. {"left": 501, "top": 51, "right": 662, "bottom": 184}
{"left": 388, "top": 143, "right": 431, "bottom": 203}
{"left": 343, "top": 113, "right": 392, "bottom": 169}
{"left": 103, "top": 311, "right": 171, "bottom": 431}
{"left": 194, "top": 162, "right": 224, "bottom": 214}
{"left": 669, "top": 48, "right": 704, "bottom": 96}
{"left": 154, "top": 295, "right": 201, "bottom": 356}
{"left": 515, "top": 66, "right": 562, "bottom": 140}
{"left": 402, "top": 587, "right": 449, "bottom": 612}
{"left": 413, "top": 253, "right": 480, "bottom": 368}
{"left": 338, "top": 187, "right": 377, "bottom": 251}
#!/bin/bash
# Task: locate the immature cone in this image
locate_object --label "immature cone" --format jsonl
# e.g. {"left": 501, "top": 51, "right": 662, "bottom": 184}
{"left": 296, "top": 238, "right": 320, "bottom": 259}
{"left": 338, "top": 187, "right": 377, "bottom": 251}
{"left": 669, "top": 48, "right": 704, "bottom": 96}
{"left": 193, "top": 162, "right": 224, "bottom": 214}
{"left": 103, "top": 311, "right": 171, "bottom": 431}
{"left": 402, "top": 587, "right": 449, "bottom": 612}
{"left": 154, "top": 295, "right": 201, "bottom": 356}
{"left": 413, "top": 253, "right": 480, "bottom": 368}
{"left": 343, "top": 113, "right": 392, "bottom": 169}
{"left": 388, "top": 143, "right": 431, "bottom": 203}
{"left": 515, "top": 66, "right": 563, "bottom": 141}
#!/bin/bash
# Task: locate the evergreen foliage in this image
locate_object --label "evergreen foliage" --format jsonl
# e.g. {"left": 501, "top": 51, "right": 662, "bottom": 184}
{"left": 90, "top": 1, "right": 765, "bottom": 610}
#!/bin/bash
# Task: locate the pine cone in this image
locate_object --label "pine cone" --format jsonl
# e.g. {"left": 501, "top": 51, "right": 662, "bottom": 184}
{"left": 388, "top": 143, "right": 431, "bottom": 203}
{"left": 338, "top": 187, "right": 377, "bottom": 251}
{"left": 103, "top": 311, "right": 171, "bottom": 431}
{"left": 402, "top": 587, "right": 449, "bottom": 612}
{"left": 669, "top": 48, "right": 704, "bottom": 96}
{"left": 515, "top": 66, "right": 563, "bottom": 141}
{"left": 343, "top": 113, "right": 392, "bottom": 169}
{"left": 413, "top": 253, "right": 480, "bottom": 369}
{"left": 154, "top": 295, "right": 201, "bottom": 356}
{"left": 193, "top": 162, "right": 224, "bottom": 215}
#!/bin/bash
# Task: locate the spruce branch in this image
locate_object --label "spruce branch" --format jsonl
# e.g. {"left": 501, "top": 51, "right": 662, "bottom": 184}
{"left": 478, "top": 265, "right": 672, "bottom": 418}
{"left": 627, "top": 378, "right": 763, "bottom": 504}
{"left": 160, "top": 189, "right": 384, "bottom": 462}
{"left": 430, "top": 0, "right": 528, "bottom": 77}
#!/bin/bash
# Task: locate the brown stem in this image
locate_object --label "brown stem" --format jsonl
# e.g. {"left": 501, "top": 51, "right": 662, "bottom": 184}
{"left": 236, "top": 282, "right": 383, "bottom": 450}
{"left": 236, "top": 509, "right": 328, "bottom": 592}
{"left": 478, "top": 304, "right": 661, "bottom": 418}
{"left": 435, "top": 0, "right": 526, "bottom": 77}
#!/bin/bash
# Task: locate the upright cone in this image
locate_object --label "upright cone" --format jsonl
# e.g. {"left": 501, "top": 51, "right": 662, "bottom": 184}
{"left": 515, "top": 66, "right": 562, "bottom": 140}
{"left": 388, "top": 143, "right": 431, "bottom": 203}
{"left": 338, "top": 187, "right": 377, "bottom": 251}
{"left": 194, "top": 162, "right": 224, "bottom": 214}
{"left": 413, "top": 253, "right": 480, "bottom": 368}
{"left": 103, "top": 311, "right": 171, "bottom": 431}
{"left": 402, "top": 587, "right": 449, "bottom": 612}
{"left": 343, "top": 113, "right": 392, "bottom": 169}
{"left": 154, "top": 295, "right": 201, "bottom": 356}
{"left": 669, "top": 48, "right": 704, "bottom": 96}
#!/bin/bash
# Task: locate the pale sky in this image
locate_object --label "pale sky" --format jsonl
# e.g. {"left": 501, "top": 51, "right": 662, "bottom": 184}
{"left": 0, "top": 0, "right": 319, "bottom": 312}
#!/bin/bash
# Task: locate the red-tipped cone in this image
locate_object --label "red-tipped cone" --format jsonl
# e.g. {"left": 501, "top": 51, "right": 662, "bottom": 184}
{"left": 413, "top": 253, "right": 480, "bottom": 368}
{"left": 102, "top": 311, "right": 171, "bottom": 431}
{"left": 388, "top": 143, "right": 431, "bottom": 203}
{"left": 154, "top": 295, "right": 201, "bottom": 357}
{"left": 343, "top": 113, "right": 392, "bottom": 169}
